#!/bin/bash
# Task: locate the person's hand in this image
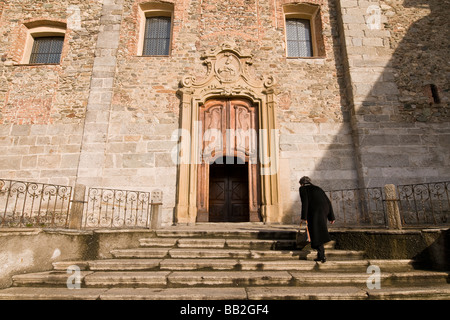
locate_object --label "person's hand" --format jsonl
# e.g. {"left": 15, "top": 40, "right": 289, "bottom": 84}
{"left": 330, "top": 220, "right": 335, "bottom": 224}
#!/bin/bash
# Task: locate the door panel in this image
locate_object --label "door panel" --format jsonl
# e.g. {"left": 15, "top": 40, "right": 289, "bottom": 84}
{"left": 197, "top": 98, "right": 260, "bottom": 222}
{"left": 209, "top": 161, "right": 249, "bottom": 222}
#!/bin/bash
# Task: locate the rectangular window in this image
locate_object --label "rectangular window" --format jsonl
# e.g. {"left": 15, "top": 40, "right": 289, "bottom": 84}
{"left": 29, "top": 36, "right": 64, "bottom": 64}
{"left": 286, "top": 18, "right": 313, "bottom": 57}
{"left": 143, "top": 16, "right": 171, "bottom": 56}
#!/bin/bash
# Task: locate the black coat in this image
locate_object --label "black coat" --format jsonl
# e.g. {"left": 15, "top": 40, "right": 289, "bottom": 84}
{"left": 299, "top": 184, "right": 335, "bottom": 249}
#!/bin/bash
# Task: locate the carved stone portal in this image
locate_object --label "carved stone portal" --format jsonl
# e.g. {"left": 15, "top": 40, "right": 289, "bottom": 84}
{"left": 175, "top": 42, "right": 281, "bottom": 224}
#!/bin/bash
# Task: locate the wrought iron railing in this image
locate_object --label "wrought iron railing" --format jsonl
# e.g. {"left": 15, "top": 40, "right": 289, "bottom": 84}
{"left": 325, "top": 187, "right": 386, "bottom": 227}
{"left": 82, "top": 187, "right": 162, "bottom": 229}
{"left": 0, "top": 179, "right": 72, "bottom": 228}
{"left": 397, "top": 181, "right": 449, "bottom": 226}
{"left": 0, "top": 177, "right": 448, "bottom": 229}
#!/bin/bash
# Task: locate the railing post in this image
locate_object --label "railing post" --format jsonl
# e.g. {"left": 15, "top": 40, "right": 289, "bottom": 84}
{"left": 68, "top": 184, "right": 87, "bottom": 229}
{"left": 384, "top": 184, "right": 402, "bottom": 230}
{"left": 150, "top": 189, "right": 163, "bottom": 230}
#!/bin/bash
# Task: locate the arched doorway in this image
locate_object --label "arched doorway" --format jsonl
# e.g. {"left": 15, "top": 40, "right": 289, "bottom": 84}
{"left": 196, "top": 98, "right": 260, "bottom": 222}
{"left": 175, "top": 42, "right": 281, "bottom": 225}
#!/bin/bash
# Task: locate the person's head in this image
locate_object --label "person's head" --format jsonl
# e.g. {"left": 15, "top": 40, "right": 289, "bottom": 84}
{"left": 299, "top": 176, "right": 312, "bottom": 186}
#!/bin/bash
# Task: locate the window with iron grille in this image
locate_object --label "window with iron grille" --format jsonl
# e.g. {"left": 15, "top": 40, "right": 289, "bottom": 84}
{"left": 286, "top": 18, "right": 313, "bottom": 57}
{"left": 143, "top": 16, "right": 172, "bottom": 56}
{"left": 29, "top": 36, "right": 64, "bottom": 64}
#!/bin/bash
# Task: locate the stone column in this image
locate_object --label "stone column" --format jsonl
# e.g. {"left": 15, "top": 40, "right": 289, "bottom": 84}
{"left": 68, "top": 184, "right": 86, "bottom": 229}
{"left": 384, "top": 184, "right": 402, "bottom": 229}
{"left": 75, "top": 0, "right": 124, "bottom": 186}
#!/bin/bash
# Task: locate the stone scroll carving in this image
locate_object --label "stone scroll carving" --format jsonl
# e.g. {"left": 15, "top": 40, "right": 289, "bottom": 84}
{"left": 179, "top": 42, "right": 276, "bottom": 101}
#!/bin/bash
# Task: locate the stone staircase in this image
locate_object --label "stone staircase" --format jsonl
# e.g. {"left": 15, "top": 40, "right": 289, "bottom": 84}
{"left": 0, "top": 227, "right": 449, "bottom": 300}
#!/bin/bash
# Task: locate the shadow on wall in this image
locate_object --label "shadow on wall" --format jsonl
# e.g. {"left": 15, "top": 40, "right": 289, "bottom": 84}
{"left": 284, "top": 0, "right": 449, "bottom": 223}
{"left": 348, "top": 0, "right": 450, "bottom": 188}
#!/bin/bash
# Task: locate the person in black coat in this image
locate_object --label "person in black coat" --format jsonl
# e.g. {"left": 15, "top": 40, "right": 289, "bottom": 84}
{"left": 299, "top": 176, "right": 335, "bottom": 263}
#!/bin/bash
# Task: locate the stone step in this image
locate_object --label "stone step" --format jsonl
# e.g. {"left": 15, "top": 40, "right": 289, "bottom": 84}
{"left": 111, "top": 248, "right": 170, "bottom": 259}
{"left": 51, "top": 258, "right": 418, "bottom": 273}
{"left": 88, "top": 259, "right": 162, "bottom": 271}
{"left": 305, "top": 249, "right": 365, "bottom": 261}
{"left": 2, "top": 284, "right": 449, "bottom": 300}
{"left": 246, "top": 285, "right": 450, "bottom": 300}
{"left": 139, "top": 238, "right": 301, "bottom": 250}
{"left": 50, "top": 258, "right": 419, "bottom": 273}
{"left": 84, "top": 271, "right": 170, "bottom": 287}
{"left": 155, "top": 229, "right": 297, "bottom": 240}
{"left": 52, "top": 261, "right": 90, "bottom": 271}
{"left": 14, "top": 269, "right": 447, "bottom": 289}
{"left": 110, "top": 248, "right": 305, "bottom": 260}
{"left": 167, "top": 271, "right": 294, "bottom": 287}
{"left": 158, "top": 259, "right": 317, "bottom": 271}
{"left": 12, "top": 271, "right": 94, "bottom": 287}
{"left": 291, "top": 271, "right": 450, "bottom": 287}
{"left": 0, "top": 287, "right": 109, "bottom": 300}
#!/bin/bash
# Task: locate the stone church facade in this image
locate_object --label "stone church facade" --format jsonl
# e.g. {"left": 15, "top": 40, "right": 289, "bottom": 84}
{"left": 0, "top": 0, "right": 448, "bottom": 226}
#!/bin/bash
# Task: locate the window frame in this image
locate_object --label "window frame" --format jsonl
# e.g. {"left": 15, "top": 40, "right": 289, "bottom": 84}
{"left": 142, "top": 16, "right": 172, "bottom": 56}
{"left": 21, "top": 24, "right": 66, "bottom": 65}
{"left": 137, "top": 3, "right": 174, "bottom": 57}
{"left": 285, "top": 18, "right": 313, "bottom": 58}
{"left": 283, "top": 3, "right": 324, "bottom": 59}
{"left": 29, "top": 35, "right": 65, "bottom": 64}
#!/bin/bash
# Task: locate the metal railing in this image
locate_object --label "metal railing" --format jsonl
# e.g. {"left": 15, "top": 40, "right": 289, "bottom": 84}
{"left": 82, "top": 187, "right": 162, "bottom": 229}
{"left": 0, "top": 178, "right": 448, "bottom": 229}
{"left": 326, "top": 187, "right": 386, "bottom": 227}
{"left": 397, "top": 181, "right": 449, "bottom": 226}
{"left": 0, "top": 179, "right": 72, "bottom": 228}
{"left": 325, "top": 181, "right": 450, "bottom": 228}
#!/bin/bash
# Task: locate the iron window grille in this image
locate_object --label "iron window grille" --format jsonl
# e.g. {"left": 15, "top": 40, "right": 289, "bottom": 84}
{"left": 143, "top": 16, "right": 171, "bottom": 56}
{"left": 29, "top": 36, "right": 64, "bottom": 64}
{"left": 286, "top": 18, "right": 313, "bottom": 58}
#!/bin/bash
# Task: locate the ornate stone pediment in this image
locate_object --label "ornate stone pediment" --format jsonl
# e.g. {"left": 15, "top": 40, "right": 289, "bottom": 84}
{"left": 176, "top": 42, "right": 281, "bottom": 226}
{"left": 179, "top": 42, "right": 276, "bottom": 101}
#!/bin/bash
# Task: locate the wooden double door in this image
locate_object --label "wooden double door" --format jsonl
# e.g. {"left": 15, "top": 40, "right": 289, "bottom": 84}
{"left": 196, "top": 98, "right": 260, "bottom": 222}
{"left": 209, "top": 159, "right": 249, "bottom": 222}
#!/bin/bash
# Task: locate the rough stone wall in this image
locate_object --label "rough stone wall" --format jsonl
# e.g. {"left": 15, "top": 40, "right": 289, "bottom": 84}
{"left": 0, "top": 0, "right": 102, "bottom": 185}
{"left": 337, "top": 0, "right": 450, "bottom": 188}
{"left": 103, "top": 0, "right": 356, "bottom": 224}
{"left": 1, "top": 0, "right": 448, "bottom": 225}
